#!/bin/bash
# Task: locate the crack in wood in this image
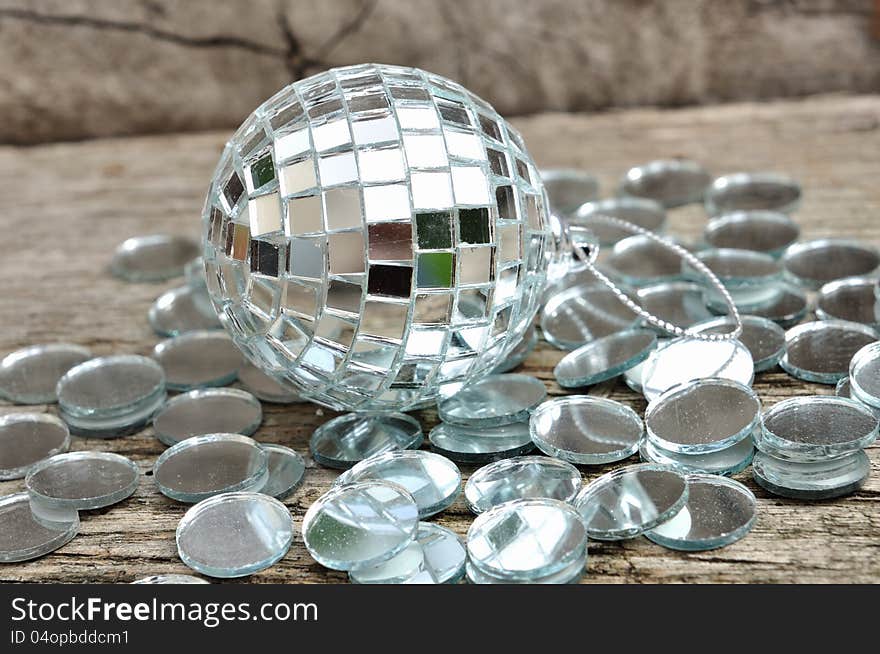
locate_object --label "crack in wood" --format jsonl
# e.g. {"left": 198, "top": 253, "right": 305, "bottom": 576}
{"left": 0, "top": 7, "right": 287, "bottom": 56}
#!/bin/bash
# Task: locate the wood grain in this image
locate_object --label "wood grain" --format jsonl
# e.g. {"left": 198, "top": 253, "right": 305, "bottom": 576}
{"left": 1, "top": 94, "right": 879, "bottom": 583}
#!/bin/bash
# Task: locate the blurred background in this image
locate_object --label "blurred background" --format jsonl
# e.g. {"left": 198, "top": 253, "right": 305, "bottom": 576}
{"left": 2, "top": 0, "right": 879, "bottom": 145}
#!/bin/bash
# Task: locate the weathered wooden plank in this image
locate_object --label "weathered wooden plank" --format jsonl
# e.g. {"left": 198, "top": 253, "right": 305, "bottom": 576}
{"left": 1, "top": 94, "right": 879, "bottom": 583}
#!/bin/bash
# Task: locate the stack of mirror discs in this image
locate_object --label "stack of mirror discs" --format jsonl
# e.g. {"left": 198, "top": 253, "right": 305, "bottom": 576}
{"left": 753, "top": 396, "right": 878, "bottom": 499}
{"left": 0, "top": 341, "right": 145, "bottom": 564}
{"left": 641, "top": 378, "right": 759, "bottom": 476}
{"left": 428, "top": 373, "right": 546, "bottom": 464}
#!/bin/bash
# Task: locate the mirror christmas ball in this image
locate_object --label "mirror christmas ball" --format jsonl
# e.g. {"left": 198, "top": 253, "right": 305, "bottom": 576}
{"left": 201, "top": 64, "right": 554, "bottom": 411}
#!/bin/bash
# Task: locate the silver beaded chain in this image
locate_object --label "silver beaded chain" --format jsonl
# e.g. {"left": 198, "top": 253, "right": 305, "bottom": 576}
{"left": 569, "top": 214, "right": 743, "bottom": 341}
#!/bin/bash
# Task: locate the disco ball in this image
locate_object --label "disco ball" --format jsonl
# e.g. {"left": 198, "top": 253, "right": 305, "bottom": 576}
{"left": 201, "top": 64, "right": 555, "bottom": 411}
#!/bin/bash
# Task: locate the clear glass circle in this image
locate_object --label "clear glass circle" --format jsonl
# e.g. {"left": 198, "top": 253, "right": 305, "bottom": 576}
{"left": 26, "top": 451, "right": 139, "bottom": 510}
{"left": 575, "top": 463, "right": 689, "bottom": 540}
{"left": 639, "top": 435, "right": 755, "bottom": 477}
{"left": 645, "top": 378, "right": 761, "bottom": 454}
{"left": 464, "top": 456, "right": 582, "bottom": 514}
{"left": 260, "top": 444, "right": 306, "bottom": 500}
{"left": 752, "top": 450, "right": 870, "bottom": 500}
{"left": 153, "top": 433, "right": 269, "bottom": 503}
{"left": 176, "top": 491, "right": 293, "bottom": 578}
{"left": 349, "top": 522, "right": 466, "bottom": 585}
{"left": 541, "top": 283, "right": 641, "bottom": 350}
{"left": 540, "top": 169, "right": 600, "bottom": 216}
{"left": 530, "top": 395, "right": 643, "bottom": 464}
{"left": 0, "top": 413, "right": 70, "bottom": 481}
{"left": 309, "top": 412, "right": 423, "bottom": 470}
{"left": 705, "top": 172, "right": 801, "bottom": 216}
{"left": 0, "top": 343, "right": 91, "bottom": 404}
{"left": 428, "top": 422, "right": 535, "bottom": 463}
{"left": 704, "top": 211, "right": 799, "bottom": 257}
{"left": 619, "top": 159, "right": 711, "bottom": 208}
{"left": 153, "top": 331, "right": 242, "bottom": 391}
{"left": 692, "top": 315, "right": 785, "bottom": 372}
{"left": 438, "top": 374, "right": 546, "bottom": 427}
{"left": 554, "top": 328, "right": 656, "bottom": 388}
{"left": 335, "top": 449, "right": 460, "bottom": 518}
{"left": 152, "top": 388, "right": 263, "bottom": 447}
{"left": 816, "top": 277, "right": 880, "bottom": 327}
{"left": 783, "top": 239, "right": 880, "bottom": 290}
{"left": 572, "top": 197, "right": 666, "bottom": 246}
{"left": 641, "top": 337, "right": 754, "bottom": 402}
{"left": 0, "top": 492, "right": 79, "bottom": 563}
{"left": 148, "top": 284, "right": 221, "bottom": 337}
{"left": 781, "top": 320, "right": 879, "bottom": 384}
{"left": 111, "top": 234, "right": 200, "bottom": 282}
{"left": 467, "top": 498, "right": 586, "bottom": 580}
{"left": 759, "top": 395, "right": 878, "bottom": 461}
{"left": 302, "top": 480, "right": 419, "bottom": 571}
{"left": 645, "top": 475, "right": 756, "bottom": 551}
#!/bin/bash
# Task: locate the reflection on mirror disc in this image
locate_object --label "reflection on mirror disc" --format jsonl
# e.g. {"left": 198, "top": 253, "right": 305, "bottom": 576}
{"left": 573, "top": 197, "right": 666, "bottom": 246}
{"left": 56, "top": 355, "right": 166, "bottom": 436}
{"left": 0, "top": 413, "right": 70, "bottom": 480}
{"left": 0, "top": 492, "right": 79, "bottom": 562}
{"left": 237, "top": 362, "right": 304, "bottom": 404}
{"left": 783, "top": 239, "right": 880, "bottom": 290}
{"left": 153, "top": 331, "right": 242, "bottom": 391}
{"left": 646, "top": 475, "right": 756, "bottom": 551}
{"left": 705, "top": 173, "right": 801, "bottom": 216}
{"left": 335, "top": 449, "right": 460, "bottom": 518}
{"left": 428, "top": 422, "right": 535, "bottom": 463}
{"left": 849, "top": 341, "right": 880, "bottom": 410}
{"left": 759, "top": 396, "right": 878, "bottom": 461}
{"left": 259, "top": 444, "right": 306, "bottom": 500}
{"left": 692, "top": 315, "right": 785, "bottom": 373}
{"left": 465, "top": 551, "right": 586, "bottom": 585}
{"left": 539, "top": 169, "right": 600, "bottom": 217}
{"left": 464, "top": 456, "right": 581, "bottom": 514}
{"left": 493, "top": 326, "right": 538, "bottom": 373}
{"left": 154, "top": 434, "right": 268, "bottom": 503}
{"left": 641, "top": 337, "right": 754, "bottom": 402}
{"left": 310, "top": 412, "right": 423, "bottom": 470}
{"left": 575, "top": 463, "right": 688, "bottom": 541}
{"left": 636, "top": 282, "right": 714, "bottom": 332}
{"left": 350, "top": 522, "right": 466, "bottom": 585}
{"left": 176, "top": 492, "right": 293, "bottom": 578}
{"left": 646, "top": 378, "right": 760, "bottom": 454}
{"left": 111, "top": 234, "right": 200, "bottom": 282}
{"left": 781, "top": 320, "right": 879, "bottom": 384}
{"left": 816, "top": 277, "right": 880, "bottom": 327}
{"left": 639, "top": 434, "right": 755, "bottom": 477}
{"left": 606, "top": 235, "right": 689, "bottom": 287}
{"left": 554, "top": 329, "right": 656, "bottom": 388}
{"left": 26, "top": 451, "right": 139, "bottom": 510}
{"left": 302, "top": 480, "right": 419, "bottom": 571}
{"left": 704, "top": 211, "right": 799, "bottom": 257}
{"left": 542, "top": 283, "right": 641, "bottom": 350}
{"left": 619, "top": 159, "right": 711, "bottom": 208}
{"left": 467, "top": 498, "right": 586, "bottom": 581}
{"left": 0, "top": 344, "right": 91, "bottom": 404}
{"left": 530, "top": 396, "right": 643, "bottom": 464}
{"left": 439, "top": 374, "right": 546, "bottom": 427}
{"left": 148, "top": 285, "right": 221, "bottom": 337}
{"left": 152, "top": 388, "right": 262, "bottom": 446}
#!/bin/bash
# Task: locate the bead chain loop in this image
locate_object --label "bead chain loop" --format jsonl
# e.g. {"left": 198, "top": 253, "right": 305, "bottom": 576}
{"left": 569, "top": 214, "right": 743, "bottom": 341}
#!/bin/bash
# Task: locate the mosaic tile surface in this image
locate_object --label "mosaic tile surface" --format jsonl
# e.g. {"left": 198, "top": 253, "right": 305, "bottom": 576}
{"left": 202, "top": 64, "right": 553, "bottom": 411}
